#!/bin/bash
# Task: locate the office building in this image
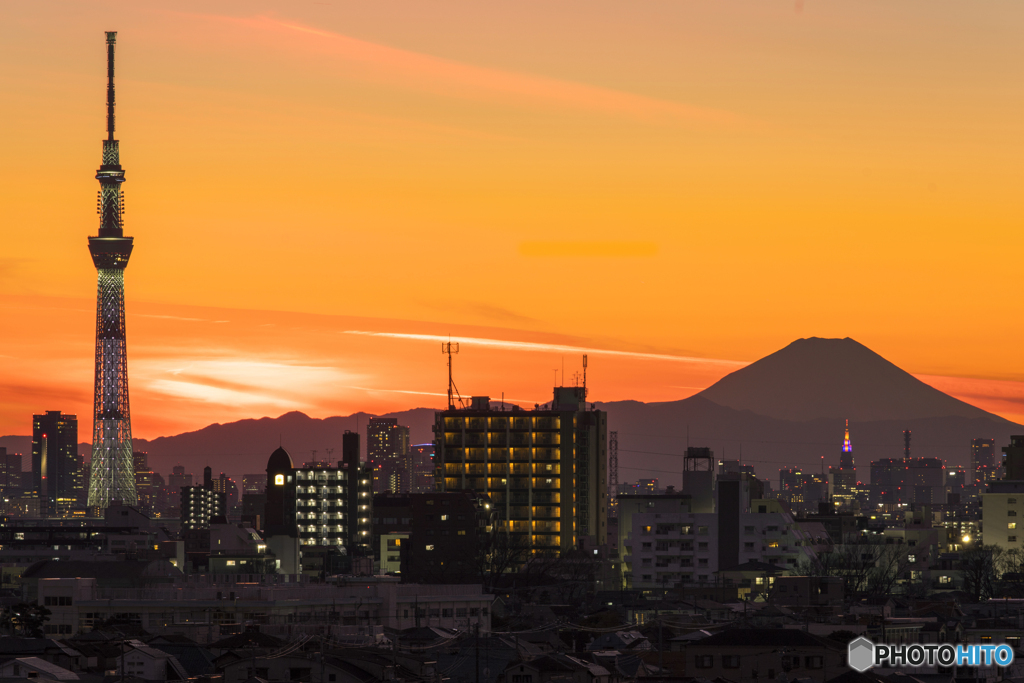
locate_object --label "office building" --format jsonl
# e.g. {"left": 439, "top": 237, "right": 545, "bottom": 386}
{"left": 166, "top": 466, "right": 191, "bottom": 514}
{"left": 0, "top": 447, "right": 23, "bottom": 495}
{"left": 31, "top": 411, "right": 80, "bottom": 516}
{"left": 434, "top": 387, "right": 608, "bottom": 556}
{"left": 368, "top": 417, "right": 410, "bottom": 493}
{"left": 132, "top": 451, "right": 157, "bottom": 514}
{"left": 87, "top": 32, "right": 137, "bottom": 508}
{"left": 409, "top": 443, "right": 436, "bottom": 493}
{"left": 830, "top": 420, "right": 858, "bottom": 509}
{"left": 972, "top": 438, "right": 998, "bottom": 483}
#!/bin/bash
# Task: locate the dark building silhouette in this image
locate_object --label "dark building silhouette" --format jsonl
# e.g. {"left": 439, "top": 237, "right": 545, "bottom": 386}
{"left": 0, "top": 448, "right": 23, "bottom": 498}
{"left": 31, "top": 411, "right": 79, "bottom": 516}
{"left": 409, "top": 443, "right": 436, "bottom": 493}
{"left": 373, "top": 491, "right": 494, "bottom": 582}
{"left": 342, "top": 431, "right": 374, "bottom": 553}
{"left": 368, "top": 417, "right": 410, "bottom": 493}
{"left": 971, "top": 437, "right": 1001, "bottom": 484}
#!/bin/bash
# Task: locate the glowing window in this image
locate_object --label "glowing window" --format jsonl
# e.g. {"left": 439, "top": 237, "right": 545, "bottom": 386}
{"left": 275, "top": 474, "right": 284, "bottom": 486}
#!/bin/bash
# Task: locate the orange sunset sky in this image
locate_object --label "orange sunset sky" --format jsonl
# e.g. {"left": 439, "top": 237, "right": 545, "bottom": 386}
{"left": 2, "top": 1, "right": 1024, "bottom": 439}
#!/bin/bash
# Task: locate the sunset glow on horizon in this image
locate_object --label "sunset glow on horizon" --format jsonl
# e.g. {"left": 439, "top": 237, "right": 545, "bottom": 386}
{"left": 3, "top": 1, "right": 1024, "bottom": 438}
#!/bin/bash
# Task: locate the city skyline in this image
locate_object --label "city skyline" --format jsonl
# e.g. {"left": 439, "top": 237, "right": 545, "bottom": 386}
{"left": 3, "top": 2, "right": 1024, "bottom": 439}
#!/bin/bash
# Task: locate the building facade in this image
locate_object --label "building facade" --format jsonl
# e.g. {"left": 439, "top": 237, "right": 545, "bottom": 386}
{"left": 265, "top": 439, "right": 373, "bottom": 552}
{"left": 409, "top": 443, "right": 436, "bottom": 493}
{"left": 368, "top": 418, "right": 411, "bottom": 494}
{"left": 982, "top": 435, "right": 1024, "bottom": 551}
{"left": 180, "top": 485, "right": 227, "bottom": 531}
{"left": 435, "top": 387, "right": 608, "bottom": 556}
{"left": 31, "top": 411, "right": 80, "bottom": 516}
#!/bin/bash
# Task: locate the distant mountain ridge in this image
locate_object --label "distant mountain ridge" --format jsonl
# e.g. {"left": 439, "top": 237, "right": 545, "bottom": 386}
{"left": 2, "top": 337, "right": 1019, "bottom": 484}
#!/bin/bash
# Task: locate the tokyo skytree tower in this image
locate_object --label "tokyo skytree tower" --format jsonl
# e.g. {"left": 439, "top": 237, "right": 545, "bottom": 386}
{"left": 87, "top": 31, "right": 137, "bottom": 508}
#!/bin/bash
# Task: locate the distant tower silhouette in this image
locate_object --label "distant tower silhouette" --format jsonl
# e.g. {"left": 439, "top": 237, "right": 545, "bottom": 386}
{"left": 87, "top": 31, "right": 137, "bottom": 508}
{"left": 840, "top": 419, "right": 854, "bottom": 470}
{"left": 903, "top": 429, "right": 912, "bottom": 460}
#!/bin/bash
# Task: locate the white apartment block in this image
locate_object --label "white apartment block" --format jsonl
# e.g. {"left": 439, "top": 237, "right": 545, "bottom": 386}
{"left": 620, "top": 484, "right": 819, "bottom": 592}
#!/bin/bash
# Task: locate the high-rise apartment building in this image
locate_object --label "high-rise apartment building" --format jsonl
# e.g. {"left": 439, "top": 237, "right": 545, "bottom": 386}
{"left": 32, "top": 411, "right": 80, "bottom": 516}
{"left": 264, "top": 434, "right": 373, "bottom": 550}
{"left": 434, "top": 387, "right": 608, "bottom": 557}
{"left": 180, "top": 485, "right": 227, "bottom": 530}
{"left": 180, "top": 465, "right": 227, "bottom": 530}
{"left": 368, "top": 418, "right": 410, "bottom": 493}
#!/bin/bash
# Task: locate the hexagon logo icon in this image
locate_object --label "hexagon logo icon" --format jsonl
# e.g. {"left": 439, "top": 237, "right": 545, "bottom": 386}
{"left": 848, "top": 637, "right": 875, "bottom": 673}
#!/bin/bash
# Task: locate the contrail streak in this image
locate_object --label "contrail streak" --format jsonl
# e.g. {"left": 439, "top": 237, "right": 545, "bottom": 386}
{"left": 343, "top": 330, "right": 745, "bottom": 367}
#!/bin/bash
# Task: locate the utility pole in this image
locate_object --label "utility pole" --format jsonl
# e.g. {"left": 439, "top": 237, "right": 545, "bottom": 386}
{"left": 475, "top": 622, "right": 481, "bottom": 683}
{"left": 659, "top": 617, "right": 664, "bottom": 673}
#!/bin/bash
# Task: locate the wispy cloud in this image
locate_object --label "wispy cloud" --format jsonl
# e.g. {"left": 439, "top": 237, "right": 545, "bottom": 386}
{"left": 342, "top": 330, "right": 745, "bottom": 367}
{"left": 195, "top": 13, "right": 748, "bottom": 127}
{"left": 136, "top": 359, "right": 360, "bottom": 409}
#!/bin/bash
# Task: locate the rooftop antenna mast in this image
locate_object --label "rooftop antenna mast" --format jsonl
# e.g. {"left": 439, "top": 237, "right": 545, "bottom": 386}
{"left": 441, "top": 342, "right": 463, "bottom": 410}
{"left": 903, "top": 430, "right": 912, "bottom": 460}
{"left": 609, "top": 430, "right": 619, "bottom": 516}
{"left": 582, "top": 354, "right": 588, "bottom": 399}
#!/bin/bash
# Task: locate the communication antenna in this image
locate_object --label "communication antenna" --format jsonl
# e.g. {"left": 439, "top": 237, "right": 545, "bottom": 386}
{"left": 903, "top": 430, "right": 912, "bottom": 460}
{"left": 441, "top": 342, "right": 463, "bottom": 409}
{"left": 311, "top": 449, "right": 318, "bottom": 463}
{"left": 325, "top": 447, "right": 334, "bottom": 465}
{"left": 582, "top": 354, "right": 588, "bottom": 398}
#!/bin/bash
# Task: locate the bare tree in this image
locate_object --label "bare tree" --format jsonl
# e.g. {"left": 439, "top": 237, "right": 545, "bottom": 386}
{"left": 997, "top": 547, "right": 1024, "bottom": 598}
{"left": 865, "top": 543, "right": 912, "bottom": 598}
{"left": 799, "top": 539, "right": 910, "bottom": 600}
{"left": 960, "top": 544, "right": 1002, "bottom": 603}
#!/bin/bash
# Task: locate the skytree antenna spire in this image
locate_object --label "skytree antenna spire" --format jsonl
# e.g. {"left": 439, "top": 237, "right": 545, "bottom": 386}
{"left": 87, "top": 31, "right": 137, "bottom": 508}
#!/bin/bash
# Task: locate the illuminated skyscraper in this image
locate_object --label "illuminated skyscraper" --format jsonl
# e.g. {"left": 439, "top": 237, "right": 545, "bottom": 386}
{"left": 31, "top": 411, "right": 79, "bottom": 516}
{"left": 368, "top": 417, "right": 410, "bottom": 493}
{"left": 87, "top": 32, "right": 137, "bottom": 508}
{"left": 831, "top": 419, "right": 857, "bottom": 509}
